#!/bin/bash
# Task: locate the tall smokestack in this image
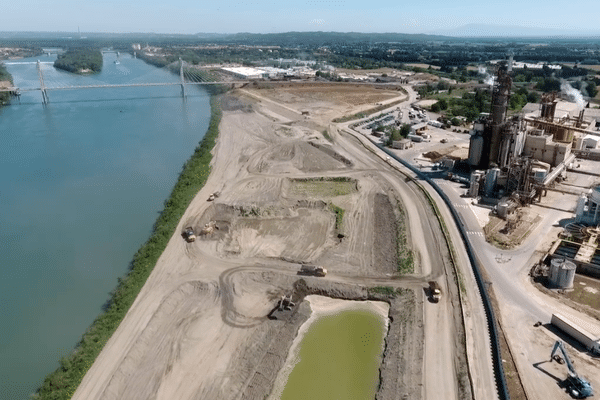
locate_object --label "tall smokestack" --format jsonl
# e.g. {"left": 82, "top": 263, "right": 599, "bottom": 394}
{"left": 488, "top": 68, "right": 512, "bottom": 166}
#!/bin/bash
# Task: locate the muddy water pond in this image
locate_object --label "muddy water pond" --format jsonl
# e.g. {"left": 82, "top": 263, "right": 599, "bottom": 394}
{"left": 270, "top": 296, "right": 389, "bottom": 400}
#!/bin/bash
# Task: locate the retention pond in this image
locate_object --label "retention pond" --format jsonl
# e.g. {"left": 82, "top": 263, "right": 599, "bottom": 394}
{"left": 270, "top": 295, "right": 389, "bottom": 400}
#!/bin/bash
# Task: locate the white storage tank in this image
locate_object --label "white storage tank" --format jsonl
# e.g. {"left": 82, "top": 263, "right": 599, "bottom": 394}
{"left": 549, "top": 258, "right": 576, "bottom": 289}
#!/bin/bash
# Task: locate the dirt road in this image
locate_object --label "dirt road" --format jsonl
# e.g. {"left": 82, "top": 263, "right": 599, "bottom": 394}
{"left": 73, "top": 84, "right": 471, "bottom": 400}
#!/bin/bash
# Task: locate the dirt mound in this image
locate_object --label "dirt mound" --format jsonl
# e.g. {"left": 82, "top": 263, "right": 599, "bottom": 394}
{"left": 248, "top": 140, "right": 351, "bottom": 174}
{"left": 218, "top": 208, "right": 333, "bottom": 260}
{"left": 422, "top": 151, "right": 444, "bottom": 162}
{"left": 194, "top": 203, "right": 335, "bottom": 261}
{"left": 373, "top": 193, "right": 399, "bottom": 274}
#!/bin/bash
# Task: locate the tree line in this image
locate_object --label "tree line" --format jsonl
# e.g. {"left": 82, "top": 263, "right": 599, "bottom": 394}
{"left": 0, "top": 64, "right": 13, "bottom": 105}
{"left": 54, "top": 48, "right": 103, "bottom": 74}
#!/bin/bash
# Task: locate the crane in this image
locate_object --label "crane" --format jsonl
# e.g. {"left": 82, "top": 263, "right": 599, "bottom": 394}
{"left": 550, "top": 340, "right": 594, "bottom": 398}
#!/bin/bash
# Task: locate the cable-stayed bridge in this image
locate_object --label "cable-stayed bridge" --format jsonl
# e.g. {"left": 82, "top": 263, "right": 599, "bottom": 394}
{"left": 0, "top": 58, "right": 248, "bottom": 104}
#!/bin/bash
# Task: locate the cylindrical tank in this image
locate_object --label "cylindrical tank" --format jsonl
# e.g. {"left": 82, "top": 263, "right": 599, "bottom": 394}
{"left": 468, "top": 134, "right": 484, "bottom": 166}
{"left": 485, "top": 168, "right": 500, "bottom": 196}
{"left": 549, "top": 258, "right": 576, "bottom": 289}
{"left": 575, "top": 194, "right": 587, "bottom": 222}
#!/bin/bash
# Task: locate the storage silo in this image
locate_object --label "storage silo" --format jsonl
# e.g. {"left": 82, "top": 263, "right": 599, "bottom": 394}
{"left": 549, "top": 258, "right": 576, "bottom": 289}
{"left": 468, "top": 134, "right": 484, "bottom": 166}
{"left": 485, "top": 168, "right": 500, "bottom": 196}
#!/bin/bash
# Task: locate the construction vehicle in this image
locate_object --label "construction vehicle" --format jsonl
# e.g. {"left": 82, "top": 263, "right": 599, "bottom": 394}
{"left": 298, "top": 264, "right": 327, "bottom": 277}
{"left": 182, "top": 227, "right": 196, "bottom": 242}
{"left": 278, "top": 294, "right": 295, "bottom": 311}
{"left": 428, "top": 281, "right": 442, "bottom": 302}
{"left": 550, "top": 340, "right": 594, "bottom": 398}
{"left": 199, "top": 221, "right": 217, "bottom": 235}
{"left": 207, "top": 191, "right": 220, "bottom": 201}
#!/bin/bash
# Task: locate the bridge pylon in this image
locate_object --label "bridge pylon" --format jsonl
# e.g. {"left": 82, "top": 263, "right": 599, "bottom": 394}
{"left": 36, "top": 60, "right": 49, "bottom": 105}
{"left": 179, "top": 57, "right": 187, "bottom": 99}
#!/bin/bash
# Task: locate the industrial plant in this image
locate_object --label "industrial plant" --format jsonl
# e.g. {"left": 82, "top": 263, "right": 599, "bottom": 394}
{"left": 463, "top": 58, "right": 600, "bottom": 289}
{"left": 467, "top": 59, "right": 600, "bottom": 215}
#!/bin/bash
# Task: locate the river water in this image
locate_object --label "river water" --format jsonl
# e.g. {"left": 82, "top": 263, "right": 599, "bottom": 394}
{"left": 0, "top": 52, "right": 211, "bottom": 399}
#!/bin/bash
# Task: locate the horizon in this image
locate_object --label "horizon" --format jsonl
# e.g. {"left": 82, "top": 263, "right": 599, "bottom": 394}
{"left": 3, "top": 0, "right": 600, "bottom": 36}
{"left": 2, "top": 25, "right": 600, "bottom": 40}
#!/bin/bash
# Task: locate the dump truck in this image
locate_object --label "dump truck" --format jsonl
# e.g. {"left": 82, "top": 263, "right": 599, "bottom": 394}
{"left": 428, "top": 281, "right": 441, "bottom": 302}
{"left": 551, "top": 313, "right": 600, "bottom": 355}
{"left": 207, "top": 191, "right": 220, "bottom": 201}
{"left": 298, "top": 264, "right": 327, "bottom": 277}
{"left": 182, "top": 227, "right": 196, "bottom": 242}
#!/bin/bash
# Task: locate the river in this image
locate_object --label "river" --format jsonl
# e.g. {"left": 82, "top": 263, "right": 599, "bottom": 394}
{"left": 0, "top": 52, "right": 211, "bottom": 399}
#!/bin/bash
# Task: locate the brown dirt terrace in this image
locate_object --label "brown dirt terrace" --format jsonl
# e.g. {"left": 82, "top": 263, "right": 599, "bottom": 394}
{"left": 73, "top": 84, "right": 469, "bottom": 400}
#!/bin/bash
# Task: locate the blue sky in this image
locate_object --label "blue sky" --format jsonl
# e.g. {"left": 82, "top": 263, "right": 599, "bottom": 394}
{"left": 3, "top": 0, "right": 599, "bottom": 34}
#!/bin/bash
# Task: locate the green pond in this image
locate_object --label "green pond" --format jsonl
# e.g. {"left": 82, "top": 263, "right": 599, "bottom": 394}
{"left": 280, "top": 308, "right": 387, "bottom": 400}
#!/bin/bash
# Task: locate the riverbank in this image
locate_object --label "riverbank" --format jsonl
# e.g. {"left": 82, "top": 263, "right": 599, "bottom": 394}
{"left": 0, "top": 64, "right": 13, "bottom": 105}
{"left": 35, "top": 91, "right": 224, "bottom": 399}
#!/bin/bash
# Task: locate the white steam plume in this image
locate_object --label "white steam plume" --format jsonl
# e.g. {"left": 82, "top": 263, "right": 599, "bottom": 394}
{"left": 478, "top": 65, "right": 495, "bottom": 86}
{"left": 561, "top": 80, "right": 585, "bottom": 109}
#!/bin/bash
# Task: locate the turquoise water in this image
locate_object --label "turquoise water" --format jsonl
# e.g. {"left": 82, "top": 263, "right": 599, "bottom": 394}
{"left": 0, "top": 53, "right": 210, "bottom": 399}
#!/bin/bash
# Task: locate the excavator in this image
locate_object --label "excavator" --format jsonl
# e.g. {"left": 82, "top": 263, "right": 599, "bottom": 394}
{"left": 550, "top": 340, "right": 594, "bottom": 398}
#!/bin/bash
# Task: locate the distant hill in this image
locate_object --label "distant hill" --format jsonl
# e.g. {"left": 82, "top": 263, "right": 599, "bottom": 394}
{"left": 194, "top": 31, "right": 454, "bottom": 45}
{"left": 428, "top": 23, "right": 600, "bottom": 38}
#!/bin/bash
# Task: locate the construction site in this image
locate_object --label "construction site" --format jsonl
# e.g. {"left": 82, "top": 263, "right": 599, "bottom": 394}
{"left": 70, "top": 82, "right": 487, "bottom": 400}
{"left": 67, "top": 66, "right": 600, "bottom": 400}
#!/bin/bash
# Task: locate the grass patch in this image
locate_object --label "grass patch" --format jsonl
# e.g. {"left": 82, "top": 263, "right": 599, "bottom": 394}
{"left": 291, "top": 177, "right": 357, "bottom": 198}
{"left": 396, "top": 203, "right": 414, "bottom": 274}
{"left": 368, "top": 286, "right": 397, "bottom": 297}
{"left": 328, "top": 202, "right": 345, "bottom": 237}
{"left": 34, "top": 92, "right": 225, "bottom": 399}
{"left": 322, "top": 129, "right": 333, "bottom": 142}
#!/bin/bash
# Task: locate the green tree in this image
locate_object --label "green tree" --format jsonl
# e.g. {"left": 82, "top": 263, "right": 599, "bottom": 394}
{"left": 587, "top": 81, "right": 598, "bottom": 98}
{"left": 527, "top": 91, "right": 540, "bottom": 103}
{"left": 399, "top": 123, "right": 412, "bottom": 137}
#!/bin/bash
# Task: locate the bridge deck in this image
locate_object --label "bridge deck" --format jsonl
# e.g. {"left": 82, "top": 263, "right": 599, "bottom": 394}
{"left": 0, "top": 81, "right": 249, "bottom": 92}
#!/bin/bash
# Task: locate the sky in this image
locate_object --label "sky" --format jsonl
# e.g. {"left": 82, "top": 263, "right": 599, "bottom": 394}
{"left": 3, "top": 0, "right": 600, "bottom": 35}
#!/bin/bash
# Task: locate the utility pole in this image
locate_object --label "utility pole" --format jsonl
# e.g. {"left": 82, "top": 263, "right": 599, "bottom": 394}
{"left": 179, "top": 57, "right": 186, "bottom": 99}
{"left": 37, "top": 60, "right": 48, "bottom": 105}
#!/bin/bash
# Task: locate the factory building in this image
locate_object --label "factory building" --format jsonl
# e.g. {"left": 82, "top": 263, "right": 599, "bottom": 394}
{"left": 576, "top": 187, "right": 600, "bottom": 226}
{"left": 221, "top": 67, "right": 268, "bottom": 79}
{"left": 465, "top": 60, "right": 589, "bottom": 206}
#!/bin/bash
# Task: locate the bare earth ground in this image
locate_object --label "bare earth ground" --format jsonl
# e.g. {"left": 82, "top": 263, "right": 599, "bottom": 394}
{"left": 73, "top": 84, "right": 469, "bottom": 400}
